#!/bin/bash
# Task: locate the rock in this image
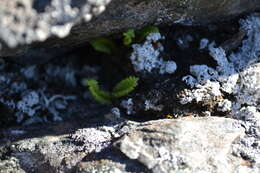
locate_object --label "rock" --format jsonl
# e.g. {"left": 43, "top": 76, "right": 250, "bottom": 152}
{"left": 0, "top": 119, "right": 144, "bottom": 173}
{"left": 0, "top": 120, "right": 90, "bottom": 173}
{"left": 76, "top": 161, "right": 127, "bottom": 173}
{"left": 1, "top": 117, "right": 258, "bottom": 173}
{"left": 0, "top": 157, "right": 26, "bottom": 173}
{"left": 116, "top": 117, "right": 257, "bottom": 173}
{"left": 75, "top": 158, "right": 149, "bottom": 173}
{"left": 0, "top": 0, "right": 260, "bottom": 62}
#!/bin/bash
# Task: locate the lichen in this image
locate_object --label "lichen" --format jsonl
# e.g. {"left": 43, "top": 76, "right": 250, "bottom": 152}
{"left": 180, "top": 14, "right": 260, "bottom": 132}
{"left": 217, "top": 99, "right": 232, "bottom": 112}
{"left": 0, "top": 0, "right": 111, "bottom": 48}
{"left": 229, "top": 14, "right": 260, "bottom": 71}
{"left": 179, "top": 80, "right": 222, "bottom": 105}
{"left": 144, "top": 100, "right": 163, "bottom": 111}
{"left": 130, "top": 33, "right": 177, "bottom": 74}
{"left": 0, "top": 61, "right": 100, "bottom": 125}
{"left": 189, "top": 65, "right": 218, "bottom": 83}
{"left": 121, "top": 98, "right": 135, "bottom": 115}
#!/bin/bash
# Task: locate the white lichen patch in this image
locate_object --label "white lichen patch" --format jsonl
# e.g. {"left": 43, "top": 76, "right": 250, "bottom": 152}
{"left": 236, "top": 106, "right": 260, "bottom": 122}
{"left": 236, "top": 62, "right": 260, "bottom": 106}
{"left": 144, "top": 100, "right": 163, "bottom": 111}
{"left": 180, "top": 14, "right": 260, "bottom": 128}
{"left": 208, "top": 43, "right": 236, "bottom": 76}
{"left": 0, "top": 61, "right": 98, "bottom": 125}
{"left": 217, "top": 99, "right": 232, "bottom": 112}
{"left": 180, "top": 81, "right": 222, "bottom": 105}
{"left": 160, "top": 61, "right": 177, "bottom": 74}
{"left": 121, "top": 98, "right": 135, "bottom": 115}
{"left": 17, "top": 91, "right": 40, "bottom": 118}
{"left": 105, "top": 107, "right": 121, "bottom": 121}
{"left": 130, "top": 33, "right": 177, "bottom": 74}
{"left": 208, "top": 42, "right": 239, "bottom": 94}
{"left": 15, "top": 90, "right": 76, "bottom": 124}
{"left": 71, "top": 128, "right": 112, "bottom": 153}
{"left": 182, "top": 75, "right": 197, "bottom": 88}
{"left": 229, "top": 14, "right": 260, "bottom": 71}
{"left": 190, "top": 65, "right": 218, "bottom": 83}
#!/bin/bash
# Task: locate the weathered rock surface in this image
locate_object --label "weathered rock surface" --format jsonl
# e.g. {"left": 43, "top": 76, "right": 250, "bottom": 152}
{"left": 1, "top": 117, "right": 258, "bottom": 173}
{"left": 0, "top": 0, "right": 260, "bottom": 61}
{"left": 116, "top": 117, "right": 257, "bottom": 173}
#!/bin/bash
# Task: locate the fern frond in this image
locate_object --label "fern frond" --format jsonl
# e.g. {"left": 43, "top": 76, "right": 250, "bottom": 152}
{"left": 85, "top": 79, "right": 112, "bottom": 104}
{"left": 90, "top": 37, "right": 117, "bottom": 55}
{"left": 123, "top": 29, "right": 135, "bottom": 46}
{"left": 112, "top": 76, "right": 139, "bottom": 98}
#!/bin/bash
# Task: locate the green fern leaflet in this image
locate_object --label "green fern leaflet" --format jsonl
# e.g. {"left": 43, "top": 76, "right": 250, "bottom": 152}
{"left": 112, "top": 76, "right": 139, "bottom": 98}
{"left": 123, "top": 29, "right": 135, "bottom": 46}
{"left": 90, "top": 37, "right": 117, "bottom": 55}
{"left": 85, "top": 79, "right": 112, "bottom": 104}
{"left": 85, "top": 76, "right": 139, "bottom": 104}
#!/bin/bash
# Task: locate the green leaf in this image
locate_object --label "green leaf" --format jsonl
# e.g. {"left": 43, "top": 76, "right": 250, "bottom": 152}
{"left": 85, "top": 79, "right": 112, "bottom": 104}
{"left": 137, "top": 25, "right": 160, "bottom": 42}
{"left": 123, "top": 29, "right": 135, "bottom": 46}
{"left": 90, "top": 37, "right": 117, "bottom": 55}
{"left": 112, "top": 76, "right": 139, "bottom": 98}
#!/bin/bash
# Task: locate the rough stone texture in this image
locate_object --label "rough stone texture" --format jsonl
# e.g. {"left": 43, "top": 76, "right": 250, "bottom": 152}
{"left": 116, "top": 117, "right": 251, "bottom": 173}
{"left": 0, "top": 0, "right": 260, "bottom": 61}
{"left": 0, "top": 118, "right": 148, "bottom": 173}
{"left": 76, "top": 160, "right": 129, "bottom": 173}
{"left": 0, "top": 0, "right": 111, "bottom": 56}
{"left": 0, "top": 117, "right": 258, "bottom": 173}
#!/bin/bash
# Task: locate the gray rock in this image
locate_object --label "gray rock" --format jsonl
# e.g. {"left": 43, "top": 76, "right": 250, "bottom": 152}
{"left": 76, "top": 160, "right": 131, "bottom": 173}
{"left": 0, "top": 157, "right": 26, "bottom": 173}
{"left": 0, "top": 117, "right": 259, "bottom": 173}
{"left": 116, "top": 117, "right": 257, "bottom": 173}
{"left": 0, "top": 119, "right": 142, "bottom": 173}
{"left": 0, "top": 0, "right": 260, "bottom": 62}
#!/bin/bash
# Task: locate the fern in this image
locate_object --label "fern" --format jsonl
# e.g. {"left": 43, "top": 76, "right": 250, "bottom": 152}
{"left": 85, "top": 79, "right": 112, "bottom": 104}
{"left": 122, "top": 26, "right": 160, "bottom": 45}
{"left": 112, "top": 76, "right": 139, "bottom": 98}
{"left": 90, "top": 37, "right": 117, "bottom": 55}
{"left": 85, "top": 77, "right": 139, "bottom": 104}
{"left": 123, "top": 29, "right": 135, "bottom": 46}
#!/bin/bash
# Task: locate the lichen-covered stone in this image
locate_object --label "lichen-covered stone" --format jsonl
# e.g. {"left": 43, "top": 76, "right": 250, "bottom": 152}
{"left": 1, "top": 117, "right": 258, "bottom": 173}
{"left": 0, "top": 0, "right": 110, "bottom": 49}
{"left": 181, "top": 14, "right": 260, "bottom": 126}
{"left": 116, "top": 117, "right": 254, "bottom": 173}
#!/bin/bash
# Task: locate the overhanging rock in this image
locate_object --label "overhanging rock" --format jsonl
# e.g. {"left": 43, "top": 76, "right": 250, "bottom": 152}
{"left": 0, "top": 0, "right": 260, "bottom": 60}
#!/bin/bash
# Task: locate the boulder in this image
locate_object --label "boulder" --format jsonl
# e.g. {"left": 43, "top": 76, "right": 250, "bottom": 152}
{"left": 1, "top": 117, "right": 259, "bottom": 173}
{"left": 0, "top": 0, "right": 260, "bottom": 62}
{"left": 116, "top": 117, "right": 247, "bottom": 173}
